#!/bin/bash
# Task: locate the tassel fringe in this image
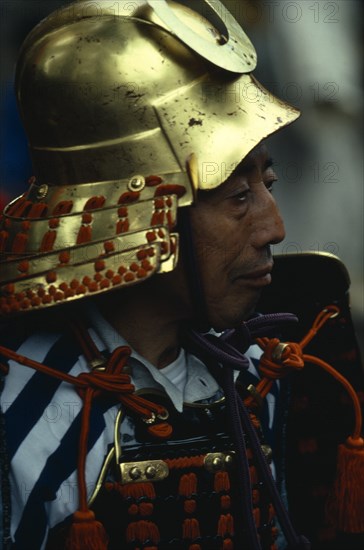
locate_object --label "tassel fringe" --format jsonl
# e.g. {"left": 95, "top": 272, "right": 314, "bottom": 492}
{"left": 65, "top": 510, "right": 108, "bottom": 550}
{"left": 326, "top": 436, "right": 364, "bottom": 533}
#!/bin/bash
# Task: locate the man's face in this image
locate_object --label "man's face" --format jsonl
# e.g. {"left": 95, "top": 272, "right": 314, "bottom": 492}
{"left": 189, "top": 144, "right": 285, "bottom": 330}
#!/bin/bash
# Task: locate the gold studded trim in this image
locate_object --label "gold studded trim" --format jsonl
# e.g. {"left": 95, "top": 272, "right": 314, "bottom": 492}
{"left": 119, "top": 460, "right": 169, "bottom": 484}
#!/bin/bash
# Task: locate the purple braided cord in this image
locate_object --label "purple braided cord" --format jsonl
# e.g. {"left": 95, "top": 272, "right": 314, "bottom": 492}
{"left": 187, "top": 331, "right": 250, "bottom": 370}
{"left": 235, "top": 390, "right": 311, "bottom": 549}
{"left": 189, "top": 311, "right": 310, "bottom": 549}
{"left": 223, "top": 366, "right": 262, "bottom": 549}
{"left": 189, "top": 313, "right": 298, "bottom": 369}
{"left": 222, "top": 313, "right": 298, "bottom": 350}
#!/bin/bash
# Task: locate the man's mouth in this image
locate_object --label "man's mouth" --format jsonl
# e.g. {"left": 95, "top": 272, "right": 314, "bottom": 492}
{"left": 234, "top": 264, "right": 273, "bottom": 287}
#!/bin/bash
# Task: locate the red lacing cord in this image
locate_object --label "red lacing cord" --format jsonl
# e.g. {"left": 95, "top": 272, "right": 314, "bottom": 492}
{"left": 250, "top": 304, "right": 362, "bottom": 440}
{"left": 250, "top": 304, "right": 364, "bottom": 534}
{"left": 0, "top": 324, "right": 170, "bottom": 548}
{"left": 246, "top": 305, "right": 336, "bottom": 404}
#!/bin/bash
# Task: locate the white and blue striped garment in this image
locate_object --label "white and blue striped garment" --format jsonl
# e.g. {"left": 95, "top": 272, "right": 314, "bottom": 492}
{"left": 1, "top": 329, "right": 119, "bottom": 548}
{"left": 0, "top": 317, "right": 279, "bottom": 549}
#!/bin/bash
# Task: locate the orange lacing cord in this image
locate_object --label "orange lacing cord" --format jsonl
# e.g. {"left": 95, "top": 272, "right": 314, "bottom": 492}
{"left": 249, "top": 304, "right": 364, "bottom": 534}
{"left": 245, "top": 305, "right": 334, "bottom": 404}
{"left": 126, "top": 520, "right": 160, "bottom": 546}
{"left": 179, "top": 472, "right": 200, "bottom": 547}
{"left": 0, "top": 324, "right": 171, "bottom": 549}
{"left": 164, "top": 455, "right": 205, "bottom": 470}
{"left": 250, "top": 304, "right": 362, "bottom": 441}
{"left": 106, "top": 480, "right": 160, "bottom": 546}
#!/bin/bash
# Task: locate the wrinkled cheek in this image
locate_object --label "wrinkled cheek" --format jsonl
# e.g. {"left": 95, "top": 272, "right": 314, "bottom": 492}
{"left": 195, "top": 244, "right": 215, "bottom": 265}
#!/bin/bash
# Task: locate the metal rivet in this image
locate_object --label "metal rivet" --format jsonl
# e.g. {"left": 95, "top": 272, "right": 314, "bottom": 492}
{"left": 217, "top": 34, "right": 228, "bottom": 45}
{"left": 261, "top": 444, "right": 273, "bottom": 464}
{"left": 145, "top": 465, "right": 157, "bottom": 479}
{"left": 128, "top": 175, "right": 145, "bottom": 192}
{"left": 224, "top": 454, "right": 234, "bottom": 467}
{"left": 36, "top": 183, "right": 48, "bottom": 200}
{"left": 142, "top": 412, "right": 156, "bottom": 425}
{"left": 212, "top": 456, "right": 223, "bottom": 470}
{"left": 129, "top": 467, "right": 142, "bottom": 480}
{"left": 157, "top": 409, "right": 169, "bottom": 421}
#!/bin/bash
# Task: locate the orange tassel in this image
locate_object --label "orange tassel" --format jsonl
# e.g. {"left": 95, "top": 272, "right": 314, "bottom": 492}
{"left": 326, "top": 436, "right": 364, "bottom": 533}
{"left": 65, "top": 510, "right": 108, "bottom": 550}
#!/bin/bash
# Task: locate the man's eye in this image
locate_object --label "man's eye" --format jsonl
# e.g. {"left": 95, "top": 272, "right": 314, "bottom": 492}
{"left": 265, "top": 179, "right": 278, "bottom": 193}
{"left": 233, "top": 190, "right": 250, "bottom": 202}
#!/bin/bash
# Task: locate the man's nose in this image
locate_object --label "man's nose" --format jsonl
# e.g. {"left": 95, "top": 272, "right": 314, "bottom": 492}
{"left": 253, "top": 190, "right": 286, "bottom": 248}
{"left": 269, "top": 200, "right": 286, "bottom": 245}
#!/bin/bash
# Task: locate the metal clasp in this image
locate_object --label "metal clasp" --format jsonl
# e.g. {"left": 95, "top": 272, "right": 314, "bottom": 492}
{"left": 204, "top": 452, "right": 234, "bottom": 472}
{"left": 119, "top": 459, "right": 169, "bottom": 484}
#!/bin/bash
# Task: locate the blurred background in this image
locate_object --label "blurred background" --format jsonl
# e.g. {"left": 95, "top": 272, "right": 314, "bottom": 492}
{"left": 0, "top": 0, "right": 363, "bottom": 353}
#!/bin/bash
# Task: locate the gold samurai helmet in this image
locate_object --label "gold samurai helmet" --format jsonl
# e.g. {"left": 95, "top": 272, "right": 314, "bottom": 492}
{"left": 0, "top": 0, "right": 299, "bottom": 315}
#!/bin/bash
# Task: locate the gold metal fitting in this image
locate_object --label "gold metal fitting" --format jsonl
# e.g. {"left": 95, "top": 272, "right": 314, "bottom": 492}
{"left": 323, "top": 307, "right": 340, "bottom": 319}
{"left": 272, "top": 343, "right": 290, "bottom": 362}
{"left": 36, "top": 183, "right": 48, "bottom": 200}
{"left": 261, "top": 444, "right": 273, "bottom": 464}
{"left": 247, "top": 384, "right": 263, "bottom": 408}
{"left": 204, "top": 452, "right": 234, "bottom": 472}
{"left": 142, "top": 412, "right": 156, "bottom": 425}
{"left": 88, "top": 357, "right": 107, "bottom": 371}
{"left": 119, "top": 459, "right": 169, "bottom": 484}
{"left": 142, "top": 409, "right": 169, "bottom": 423}
{"left": 128, "top": 175, "right": 145, "bottom": 192}
{"left": 157, "top": 409, "right": 169, "bottom": 421}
